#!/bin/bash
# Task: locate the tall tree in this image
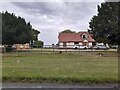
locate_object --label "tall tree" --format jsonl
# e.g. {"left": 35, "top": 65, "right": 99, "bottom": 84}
{"left": 88, "top": 2, "right": 119, "bottom": 45}
{"left": 2, "top": 11, "right": 40, "bottom": 45}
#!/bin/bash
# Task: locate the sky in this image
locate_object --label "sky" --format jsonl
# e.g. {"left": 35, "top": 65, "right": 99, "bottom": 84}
{"left": 1, "top": 0, "right": 105, "bottom": 45}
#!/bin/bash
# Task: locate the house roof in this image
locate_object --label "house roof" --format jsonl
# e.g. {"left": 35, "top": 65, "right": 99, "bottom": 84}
{"left": 58, "top": 32, "right": 95, "bottom": 42}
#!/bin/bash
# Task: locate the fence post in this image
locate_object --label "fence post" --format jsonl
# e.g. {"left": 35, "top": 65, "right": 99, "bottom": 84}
{"left": 66, "top": 47, "right": 67, "bottom": 54}
{"left": 78, "top": 45, "right": 80, "bottom": 54}
{"left": 4, "top": 45, "right": 6, "bottom": 53}
{"left": 52, "top": 45, "right": 54, "bottom": 53}
{"left": 41, "top": 47, "right": 42, "bottom": 54}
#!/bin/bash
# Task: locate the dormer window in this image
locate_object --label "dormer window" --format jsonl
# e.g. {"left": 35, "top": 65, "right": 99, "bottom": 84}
{"left": 83, "top": 35, "right": 86, "bottom": 39}
{"left": 82, "top": 34, "right": 88, "bottom": 39}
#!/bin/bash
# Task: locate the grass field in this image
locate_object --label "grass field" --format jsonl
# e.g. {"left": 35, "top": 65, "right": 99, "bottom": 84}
{"left": 2, "top": 51, "right": 118, "bottom": 84}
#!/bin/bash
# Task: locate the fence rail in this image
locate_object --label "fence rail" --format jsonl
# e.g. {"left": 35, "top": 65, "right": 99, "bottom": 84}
{"left": 0, "top": 44, "right": 117, "bottom": 53}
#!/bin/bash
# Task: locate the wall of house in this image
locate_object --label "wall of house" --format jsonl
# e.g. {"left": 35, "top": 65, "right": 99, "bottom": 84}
{"left": 66, "top": 42, "right": 74, "bottom": 48}
{"left": 59, "top": 42, "right": 63, "bottom": 48}
{"left": 59, "top": 42, "right": 74, "bottom": 48}
{"left": 89, "top": 42, "right": 92, "bottom": 46}
{"left": 80, "top": 42, "right": 93, "bottom": 47}
{"left": 59, "top": 42, "right": 94, "bottom": 48}
{"left": 79, "top": 42, "right": 82, "bottom": 45}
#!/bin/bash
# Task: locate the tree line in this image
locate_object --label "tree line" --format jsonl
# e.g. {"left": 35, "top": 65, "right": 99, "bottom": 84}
{"left": 1, "top": 11, "right": 74, "bottom": 46}
{"left": 1, "top": 11, "right": 43, "bottom": 46}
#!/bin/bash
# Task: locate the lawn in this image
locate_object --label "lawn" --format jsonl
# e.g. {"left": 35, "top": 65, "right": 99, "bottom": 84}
{"left": 2, "top": 51, "right": 118, "bottom": 84}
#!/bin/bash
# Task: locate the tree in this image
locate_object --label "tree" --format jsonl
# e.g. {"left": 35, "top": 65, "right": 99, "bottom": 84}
{"left": 31, "top": 28, "right": 40, "bottom": 41}
{"left": 60, "top": 29, "right": 76, "bottom": 33}
{"left": 34, "top": 40, "right": 44, "bottom": 48}
{"left": 2, "top": 11, "right": 40, "bottom": 45}
{"left": 88, "top": 2, "right": 119, "bottom": 45}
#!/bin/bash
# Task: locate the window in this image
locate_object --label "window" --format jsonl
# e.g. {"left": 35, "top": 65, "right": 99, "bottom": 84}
{"left": 74, "top": 42, "right": 79, "bottom": 45}
{"left": 83, "top": 35, "right": 86, "bottom": 39}
{"left": 82, "top": 34, "right": 88, "bottom": 39}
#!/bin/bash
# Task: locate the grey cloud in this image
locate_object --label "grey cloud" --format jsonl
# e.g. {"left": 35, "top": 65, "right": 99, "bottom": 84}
{"left": 2, "top": 2, "right": 102, "bottom": 44}
{"left": 12, "top": 2, "right": 100, "bottom": 22}
{"left": 12, "top": 2, "right": 61, "bottom": 16}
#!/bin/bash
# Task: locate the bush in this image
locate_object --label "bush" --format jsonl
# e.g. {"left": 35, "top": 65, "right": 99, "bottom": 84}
{"left": 34, "top": 41, "right": 44, "bottom": 48}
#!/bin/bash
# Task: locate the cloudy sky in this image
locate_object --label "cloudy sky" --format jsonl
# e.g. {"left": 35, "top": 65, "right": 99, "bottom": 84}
{"left": 1, "top": 0, "right": 104, "bottom": 45}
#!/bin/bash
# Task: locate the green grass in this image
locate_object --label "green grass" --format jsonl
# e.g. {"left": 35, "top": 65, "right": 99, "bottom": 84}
{"left": 2, "top": 51, "right": 118, "bottom": 84}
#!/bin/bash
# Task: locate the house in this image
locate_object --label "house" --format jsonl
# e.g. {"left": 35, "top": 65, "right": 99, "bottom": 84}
{"left": 58, "top": 32, "right": 96, "bottom": 48}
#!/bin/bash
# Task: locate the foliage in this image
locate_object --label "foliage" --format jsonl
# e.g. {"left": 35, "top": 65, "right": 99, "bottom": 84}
{"left": 60, "top": 29, "right": 76, "bottom": 33}
{"left": 34, "top": 40, "right": 44, "bottom": 48}
{"left": 31, "top": 29, "right": 40, "bottom": 41}
{"left": 88, "top": 2, "right": 119, "bottom": 45}
{"left": 2, "top": 11, "right": 40, "bottom": 45}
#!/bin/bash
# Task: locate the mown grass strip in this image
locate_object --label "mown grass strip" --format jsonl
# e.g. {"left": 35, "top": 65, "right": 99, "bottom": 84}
{"left": 2, "top": 52, "right": 118, "bottom": 84}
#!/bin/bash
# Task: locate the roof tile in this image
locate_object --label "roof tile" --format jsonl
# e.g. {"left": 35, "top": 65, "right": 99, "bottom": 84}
{"left": 58, "top": 32, "right": 95, "bottom": 42}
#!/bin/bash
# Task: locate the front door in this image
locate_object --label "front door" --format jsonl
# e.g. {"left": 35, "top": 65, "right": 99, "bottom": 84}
{"left": 83, "top": 42, "right": 87, "bottom": 46}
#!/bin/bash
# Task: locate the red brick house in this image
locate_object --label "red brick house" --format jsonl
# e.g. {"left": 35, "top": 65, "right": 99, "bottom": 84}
{"left": 58, "top": 32, "right": 95, "bottom": 48}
